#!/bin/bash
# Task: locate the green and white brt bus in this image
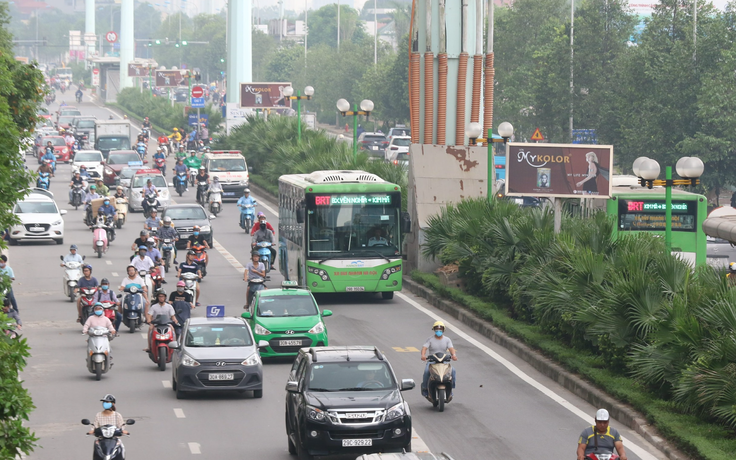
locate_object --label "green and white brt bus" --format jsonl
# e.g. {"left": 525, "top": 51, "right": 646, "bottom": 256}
{"left": 278, "top": 170, "right": 409, "bottom": 298}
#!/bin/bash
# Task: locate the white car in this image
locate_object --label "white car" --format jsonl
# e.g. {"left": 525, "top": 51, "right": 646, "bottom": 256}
{"left": 384, "top": 136, "right": 411, "bottom": 165}
{"left": 9, "top": 190, "right": 66, "bottom": 245}
{"left": 127, "top": 170, "right": 171, "bottom": 212}
{"left": 71, "top": 150, "right": 104, "bottom": 179}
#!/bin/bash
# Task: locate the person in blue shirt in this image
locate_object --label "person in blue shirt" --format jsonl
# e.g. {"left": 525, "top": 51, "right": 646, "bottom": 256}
{"left": 78, "top": 164, "right": 91, "bottom": 180}
{"left": 135, "top": 141, "right": 147, "bottom": 160}
{"left": 98, "top": 197, "right": 117, "bottom": 241}
{"left": 237, "top": 189, "right": 257, "bottom": 230}
{"left": 0, "top": 255, "right": 18, "bottom": 311}
{"left": 42, "top": 142, "right": 57, "bottom": 172}
{"left": 61, "top": 245, "right": 84, "bottom": 265}
{"left": 153, "top": 147, "right": 165, "bottom": 163}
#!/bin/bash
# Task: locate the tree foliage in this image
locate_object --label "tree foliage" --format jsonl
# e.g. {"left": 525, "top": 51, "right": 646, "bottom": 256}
{"left": 306, "top": 4, "right": 368, "bottom": 49}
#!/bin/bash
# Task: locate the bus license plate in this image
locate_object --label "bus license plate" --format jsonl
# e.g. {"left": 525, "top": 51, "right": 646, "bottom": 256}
{"left": 342, "top": 439, "right": 372, "bottom": 447}
{"left": 208, "top": 373, "right": 234, "bottom": 381}
{"left": 346, "top": 287, "right": 365, "bottom": 292}
{"left": 279, "top": 340, "right": 302, "bottom": 346}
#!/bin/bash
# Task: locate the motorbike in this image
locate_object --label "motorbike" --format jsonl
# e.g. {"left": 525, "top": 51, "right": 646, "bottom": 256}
{"left": 71, "top": 183, "right": 85, "bottom": 210}
{"left": 148, "top": 314, "right": 175, "bottom": 371}
{"left": 101, "top": 300, "right": 118, "bottom": 328}
{"left": 174, "top": 171, "right": 187, "bottom": 196}
{"left": 60, "top": 256, "right": 85, "bottom": 302}
{"left": 154, "top": 156, "right": 166, "bottom": 176}
{"left": 138, "top": 269, "right": 155, "bottom": 302}
{"left": 208, "top": 189, "right": 222, "bottom": 216}
{"left": 45, "top": 95, "right": 52, "bottom": 106}
{"left": 238, "top": 203, "right": 256, "bottom": 232}
{"left": 121, "top": 285, "right": 144, "bottom": 333}
{"left": 79, "top": 286, "right": 99, "bottom": 324}
{"left": 81, "top": 418, "right": 135, "bottom": 459}
{"left": 196, "top": 181, "right": 208, "bottom": 206}
{"left": 254, "top": 241, "right": 273, "bottom": 273}
{"left": 150, "top": 265, "right": 163, "bottom": 293}
{"left": 135, "top": 143, "right": 147, "bottom": 161}
{"left": 246, "top": 277, "right": 265, "bottom": 306}
{"left": 586, "top": 455, "right": 620, "bottom": 460}
{"left": 86, "top": 326, "right": 113, "bottom": 381}
{"left": 75, "top": 92, "right": 82, "bottom": 103}
{"left": 160, "top": 238, "right": 175, "bottom": 273}
{"left": 191, "top": 242, "right": 208, "bottom": 279}
{"left": 37, "top": 171, "right": 51, "bottom": 190}
{"left": 92, "top": 216, "right": 109, "bottom": 258}
{"left": 142, "top": 193, "right": 159, "bottom": 218}
{"left": 114, "top": 197, "right": 128, "bottom": 229}
{"left": 425, "top": 352, "right": 454, "bottom": 412}
{"left": 180, "top": 271, "right": 198, "bottom": 298}
{"left": 141, "top": 127, "right": 150, "bottom": 140}
{"left": 188, "top": 168, "right": 198, "bottom": 186}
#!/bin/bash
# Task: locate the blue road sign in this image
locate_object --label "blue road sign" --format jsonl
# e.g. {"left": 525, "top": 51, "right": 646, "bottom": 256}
{"left": 190, "top": 97, "right": 205, "bottom": 108}
{"left": 188, "top": 113, "right": 209, "bottom": 126}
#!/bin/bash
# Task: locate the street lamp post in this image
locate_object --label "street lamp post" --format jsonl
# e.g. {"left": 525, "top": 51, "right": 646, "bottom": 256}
{"left": 337, "top": 98, "right": 374, "bottom": 159}
{"left": 466, "top": 121, "right": 514, "bottom": 200}
{"left": 633, "top": 156, "right": 704, "bottom": 251}
{"left": 284, "top": 85, "right": 315, "bottom": 142}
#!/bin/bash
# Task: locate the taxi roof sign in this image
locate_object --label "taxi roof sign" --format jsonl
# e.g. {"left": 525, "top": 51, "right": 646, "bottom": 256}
{"left": 127, "top": 161, "right": 144, "bottom": 166}
{"left": 281, "top": 281, "right": 299, "bottom": 289}
{"left": 135, "top": 169, "right": 162, "bottom": 175}
{"left": 210, "top": 150, "right": 242, "bottom": 155}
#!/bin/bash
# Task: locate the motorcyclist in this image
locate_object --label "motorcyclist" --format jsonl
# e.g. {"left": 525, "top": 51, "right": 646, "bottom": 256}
{"left": 183, "top": 150, "right": 201, "bottom": 170}
{"left": 89, "top": 395, "right": 128, "bottom": 436}
{"left": 95, "top": 179, "right": 109, "bottom": 197}
{"left": 120, "top": 264, "right": 148, "bottom": 313}
{"left": 83, "top": 185, "right": 102, "bottom": 226}
{"left": 237, "top": 189, "right": 257, "bottom": 229}
{"left": 98, "top": 198, "right": 117, "bottom": 240}
{"left": 64, "top": 130, "right": 75, "bottom": 145}
{"left": 177, "top": 250, "right": 202, "bottom": 306}
{"left": 207, "top": 176, "right": 223, "bottom": 203}
{"left": 244, "top": 251, "right": 266, "bottom": 306}
{"left": 76, "top": 264, "right": 98, "bottom": 322}
{"left": 186, "top": 128, "right": 197, "bottom": 150}
{"left": 112, "top": 185, "right": 126, "bottom": 200}
{"left": 169, "top": 280, "right": 194, "bottom": 335}
{"left": 69, "top": 171, "right": 85, "bottom": 204}
{"left": 144, "top": 208, "right": 162, "bottom": 233}
{"left": 420, "top": 320, "right": 457, "bottom": 398}
{"left": 95, "top": 278, "right": 122, "bottom": 332}
{"left": 78, "top": 164, "right": 91, "bottom": 180}
{"left": 61, "top": 244, "right": 84, "bottom": 266}
{"left": 131, "top": 230, "right": 149, "bottom": 253}
{"left": 37, "top": 159, "right": 54, "bottom": 181}
{"left": 157, "top": 216, "right": 180, "bottom": 264}
{"left": 131, "top": 246, "right": 156, "bottom": 276}
{"left": 173, "top": 157, "right": 189, "bottom": 191}
{"left": 142, "top": 117, "right": 151, "bottom": 131}
{"left": 141, "top": 178, "right": 160, "bottom": 216}
{"left": 145, "top": 237, "right": 165, "bottom": 284}
{"left": 135, "top": 139, "right": 147, "bottom": 159}
{"left": 82, "top": 303, "right": 116, "bottom": 335}
{"left": 145, "top": 290, "right": 179, "bottom": 351}
{"left": 577, "top": 409, "right": 628, "bottom": 460}
{"left": 251, "top": 220, "right": 276, "bottom": 268}
{"left": 167, "top": 127, "right": 182, "bottom": 150}
{"left": 176, "top": 144, "right": 186, "bottom": 159}
{"left": 75, "top": 87, "right": 83, "bottom": 101}
{"left": 153, "top": 147, "right": 166, "bottom": 169}
{"left": 157, "top": 134, "right": 170, "bottom": 154}
{"left": 42, "top": 142, "right": 57, "bottom": 172}
{"left": 250, "top": 212, "right": 275, "bottom": 236}
{"left": 194, "top": 166, "right": 209, "bottom": 203}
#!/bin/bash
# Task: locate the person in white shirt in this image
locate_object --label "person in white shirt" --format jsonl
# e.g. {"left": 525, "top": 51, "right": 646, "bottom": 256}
{"left": 130, "top": 246, "right": 155, "bottom": 273}
{"left": 60, "top": 244, "right": 84, "bottom": 265}
{"left": 367, "top": 228, "right": 389, "bottom": 247}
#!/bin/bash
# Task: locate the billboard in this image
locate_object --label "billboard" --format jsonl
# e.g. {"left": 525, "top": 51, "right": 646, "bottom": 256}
{"left": 155, "top": 70, "right": 185, "bottom": 87}
{"left": 128, "top": 64, "right": 150, "bottom": 77}
{"left": 505, "top": 143, "right": 613, "bottom": 198}
{"left": 239, "top": 83, "right": 292, "bottom": 109}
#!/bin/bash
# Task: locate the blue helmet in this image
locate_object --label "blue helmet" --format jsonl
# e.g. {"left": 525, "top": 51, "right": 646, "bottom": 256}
{"left": 138, "top": 246, "right": 148, "bottom": 251}
{"left": 70, "top": 244, "right": 78, "bottom": 250}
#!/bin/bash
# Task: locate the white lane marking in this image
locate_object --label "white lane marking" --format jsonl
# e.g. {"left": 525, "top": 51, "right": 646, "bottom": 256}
{"left": 174, "top": 408, "right": 185, "bottom": 418}
{"left": 212, "top": 239, "right": 245, "bottom": 274}
{"left": 411, "top": 427, "right": 430, "bottom": 453}
{"left": 394, "top": 292, "right": 658, "bottom": 460}
{"left": 140, "top": 333, "right": 147, "bottom": 340}
{"left": 106, "top": 260, "right": 112, "bottom": 265}
{"left": 111, "top": 272, "right": 119, "bottom": 277}
{"left": 258, "top": 198, "right": 278, "bottom": 218}
{"left": 188, "top": 442, "right": 201, "bottom": 454}
{"left": 162, "top": 380, "right": 172, "bottom": 388}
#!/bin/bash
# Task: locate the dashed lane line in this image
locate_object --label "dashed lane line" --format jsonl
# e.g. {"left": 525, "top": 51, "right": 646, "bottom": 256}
{"left": 106, "top": 260, "right": 112, "bottom": 265}
{"left": 162, "top": 380, "right": 172, "bottom": 389}
{"left": 111, "top": 272, "right": 118, "bottom": 277}
{"left": 188, "top": 442, "right": 201, "bottom": 454}
{"left": 174, "top": 408, "right": 185, "bottom": 418}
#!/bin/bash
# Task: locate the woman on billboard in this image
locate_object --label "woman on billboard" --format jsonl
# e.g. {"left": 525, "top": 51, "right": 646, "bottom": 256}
{"left": 576, "top": 151, "right": 608, "bottom": 193}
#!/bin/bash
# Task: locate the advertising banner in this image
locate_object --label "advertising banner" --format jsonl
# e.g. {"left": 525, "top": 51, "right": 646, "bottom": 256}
{"left": 155, "top": 70, "right": 184, "bottom": 87}
{"left": 188, "top": 113, "right": 209, "bottom": 127}
{"left": 239, "top": 82, "right": 292, "bottom": 109}
{"left": 505, "top": 143, "right": 613, "bottom": 198}
{"left": 128, "top": 64, "right": 150, "bottom": 77}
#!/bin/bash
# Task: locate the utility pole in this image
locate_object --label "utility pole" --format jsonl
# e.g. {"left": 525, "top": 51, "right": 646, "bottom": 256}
{"left": 569, "top": 0, "right": 574, "bottom": 142}
{"left": 337, "top": 0, "right": 340, "bottom": 51}
{"left": 374, "top": 0, "right": 377, "bottom": 65}
{"left": 304, "top": 0, "right": 308, "bottom": 67}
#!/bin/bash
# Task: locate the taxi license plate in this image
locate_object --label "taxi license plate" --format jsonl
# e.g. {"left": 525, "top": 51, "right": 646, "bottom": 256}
{"left": 342, "top": 439, "right": 372, "bottom": 447}
{"left": 279, "top": 340, "right": 302, "bottom": 346}
{"left": 30, "top": 226, "right": 44, "bottom": 232}
{"left": 208, "top": 373, "right": 234, "bottom": 381}
{"left": 346, "top": 286, "right": 365, "bottom": 292}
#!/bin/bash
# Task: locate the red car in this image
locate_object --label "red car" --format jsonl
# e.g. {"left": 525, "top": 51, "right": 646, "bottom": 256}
{"left": 103, "top": 150, "right": 144, "bottom": 185}
{"left": 36, "top": 136, "right": 71, "bottom": 163}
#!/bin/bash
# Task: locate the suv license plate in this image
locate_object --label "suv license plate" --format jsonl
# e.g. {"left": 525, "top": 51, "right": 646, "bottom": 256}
{"left": 208, "top": 373, "right": 234, "bottom": 381}
{"left": 346, "top": 286, "right": 365, "bottom": 292}
{"left": 342, "top": 439, "right": 372, "bottom": 447}
{"left": 30, "top": 226, "right": 44, "bottom": 232}
{"left": 279, "top": 340, "right": 302, "bottom": 346}
{"left": 371, "top": 146, "right": 378, "bottom": 150}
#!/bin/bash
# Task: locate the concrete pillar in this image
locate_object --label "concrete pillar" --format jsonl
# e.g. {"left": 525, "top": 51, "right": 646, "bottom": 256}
{"left": 119, "top": 0, "right": 134, "bottom": 88}
{"left": 85, "top": 0, "right": 96, "bottom": 59}
{"left": 226, "top": 0, "right": 253, "bottom": 106}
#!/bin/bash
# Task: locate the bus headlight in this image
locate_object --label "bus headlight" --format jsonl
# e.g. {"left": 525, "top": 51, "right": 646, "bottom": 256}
{"left": 308, "top": 266, "right": 331, "bottom": 281}
{"left": 381, "top": 265, "right": 402, "bottom": 280}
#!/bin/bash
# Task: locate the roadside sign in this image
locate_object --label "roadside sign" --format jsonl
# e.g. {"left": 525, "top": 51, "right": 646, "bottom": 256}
{"left": 127, "top": 63, "right": 150, "bottom": 77}
{"left": 206, "top": 305, "right": 224, "bottom": 318}
{"left": 91, "top": 68, "right": 100, "bottom": 86}
{"left": 92, "top": 68, "right": 100, "bottom": 75}
{"left": 191, "top": 85, "right": 204, "bottom": 98}
{"left": 105, "top": 31, "right": 118, "bottom": 43}
{"left": 155, "top": 70, "right": 184, "bottom": 87}
{"left": 188, "top": 113, "right": 209, "bottom": 126}
{"left": 531, "top": 128, "right": 544, "bottom": 141}
{"left": 190, "top": 97, "right": 205, "bottom": 108}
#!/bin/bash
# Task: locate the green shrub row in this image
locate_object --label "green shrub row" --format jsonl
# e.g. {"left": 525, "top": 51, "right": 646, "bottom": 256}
{"left": 421, "top": 197, "right": 736, "bottom": 459}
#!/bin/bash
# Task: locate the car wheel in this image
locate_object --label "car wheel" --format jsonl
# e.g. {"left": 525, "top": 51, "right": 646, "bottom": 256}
{"left": 175, "top": 383, "right": 187, "bottom": 400}
{"left": 8, "top": 238, "right": 17, "bottom": 246}
{"left": 288, "top": 435, "right": 297, "bottom": 455}
{"left": 172, "top": 374, "right": 177, "bottom": 391}
{"left": 55, "top": 238, "right": 64, "bottom": 245}
{"left": 253, "top": 389, "right": 263, "bottom": 399}
{"left": 296, "top": 435, "right": 312, "bottom": 460}
{"left": 381, "top": 291, "right": 394, "bottom": 300}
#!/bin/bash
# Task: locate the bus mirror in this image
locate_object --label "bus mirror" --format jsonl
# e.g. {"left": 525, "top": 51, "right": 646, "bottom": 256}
{"left": 401, "top": 212, "right": 411, "bottom": 233}
{"left": 296, "top": 207, "right": 305, "bottom": 224}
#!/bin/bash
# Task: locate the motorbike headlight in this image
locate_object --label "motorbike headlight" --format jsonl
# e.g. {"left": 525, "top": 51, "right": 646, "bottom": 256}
{"left": 100, "top": 426, "right": 116, "bottom": 438}
{"left": 254, "top": 324, "right": 271, "bottom": 335}
{"left": 51, "top": 219, "right": 62, "bottom": 226}
{"left": 241, "top": 352, "right": 261, "bottom": 366}
{"left": 200, "top": 225, "right": 211, "bottom": 233}
{"left": 306, "top": 405, "right": 326, "bottom": 422}
{"left": 181, "top": 354, "right": 200, "bottom": 367}
{"left": 308, "top": 322, "right": 324, "bottom": 334}
{"left": 384, "top": 402, "right": 405, "bottom": 421}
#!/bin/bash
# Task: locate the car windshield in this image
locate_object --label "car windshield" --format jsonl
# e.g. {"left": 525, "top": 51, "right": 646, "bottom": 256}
{"left": 76, "top": 120, "right": 95, "bottom": 128}
{"left": 98, "top": 138, "right": 130, "bottom": 150}
{"left": 164, "top": 206, "right": 207, "bottom": 220}
{"left": 391, "top": 129, "right": 410, "bottom": 137}
{"left": 119, "top": 168, "right": 142, "bottom": 179}
{"left": 257, "top": 295, "right": 318, "bottom": 317}
{"left": 363, "top": 135, "right": 385, "bottom": 142}
{"left": 74, "top": 152, "right": 102, "bottom": 162}
{"left": 43, "top": 137, "right": 66, "bottom": 146}
{"left": 14, "top": 201, "right": 58, "bottom": 214}
{"left": 208, "top": 158, "right": 246, "bottom": 171}
{"left": 58, "top": 116, "right": 75, "bottom": 125}
{"left": 37, "top": 119, "right": 53, "bottom": 129}
{"left": 184, "top": 324, "right": 253, "bottom": 347}
{"left": 393, "top": 138, "right": 411, "bottom": 147}
{"left": 108, "top": 153, "right": 140, "bottom": 165}
{"left": 307, "top": 362, "right": 395, "bottom": 391}
{"left": 60, "top": 110, "right": 81, "bottom": 117}
{"left": 132, "top": 175, "right": 166, "bottom": 188}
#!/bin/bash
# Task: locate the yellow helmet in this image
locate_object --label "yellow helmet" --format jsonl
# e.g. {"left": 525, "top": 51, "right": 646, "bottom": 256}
{"left": 173, "top": 127, "right": 178, "bottom": 131}
{"left": 432, "top": 321, "right": 445, "bottom": 330}
{"left": 730, "top": 262, "right": 736, "bottom": 272}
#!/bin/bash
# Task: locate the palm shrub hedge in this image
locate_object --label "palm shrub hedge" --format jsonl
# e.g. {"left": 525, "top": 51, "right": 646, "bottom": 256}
{"left": 116, "top": 87, "right": 222, "bottom": 134}
{"left": 423, "top": 197, "right": 736, "bottom": 430}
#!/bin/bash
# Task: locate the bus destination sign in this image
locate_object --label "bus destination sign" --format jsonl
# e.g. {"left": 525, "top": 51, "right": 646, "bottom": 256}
{"left": 313, "top": 194, "right": 393, "bottom": 206}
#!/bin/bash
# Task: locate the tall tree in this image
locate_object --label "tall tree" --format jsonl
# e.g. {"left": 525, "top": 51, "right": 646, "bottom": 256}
{"left": 305, "top": 4, "right": 367, "bottom": 49}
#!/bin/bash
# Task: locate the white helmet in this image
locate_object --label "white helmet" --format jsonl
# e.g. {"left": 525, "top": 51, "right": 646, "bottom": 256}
{"left": 595, "top": 409, "right": 610, "bottom": 421}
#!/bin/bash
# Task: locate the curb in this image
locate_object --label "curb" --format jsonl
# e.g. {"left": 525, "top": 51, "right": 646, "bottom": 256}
{"left": 402, "top": 278, "right": 689, "bottom": 460}
{"left": 242, "top": 172, "right": 688, "bottom": 460}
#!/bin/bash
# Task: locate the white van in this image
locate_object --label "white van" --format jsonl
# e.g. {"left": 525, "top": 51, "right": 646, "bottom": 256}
{"left": 202, "top": 150, "right": 249, "bottom": 200}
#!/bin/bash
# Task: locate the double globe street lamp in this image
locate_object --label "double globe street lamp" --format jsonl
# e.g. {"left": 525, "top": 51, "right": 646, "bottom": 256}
{"left": 466, "top": 121, "right": 515, "bottom": 200}
{"left": 632, "top": 156, "right": 704, "bottom": 252}
{"left": 337, "top": 98, "right": 374, "bottom": 159}
{"left": 283, "top": 85, "right": 315, "bottom": 142}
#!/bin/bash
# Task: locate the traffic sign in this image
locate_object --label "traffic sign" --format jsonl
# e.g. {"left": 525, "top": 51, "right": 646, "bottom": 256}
{"left": 105, "top": 31, "right": 118, "bottom": 43}
{"left": 92, "top": 68, "right": 99, "bottom": 75}
{"left": 531, "top": 128, "right": 544, "bottom": 141}
{"left": 190, "top": 97, "right": 205, "bottom": 108}
{"left": 191, "top": 85, "right": 204, "bottom": 98}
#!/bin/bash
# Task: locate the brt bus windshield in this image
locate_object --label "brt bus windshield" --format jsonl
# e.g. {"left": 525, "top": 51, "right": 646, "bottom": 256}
{"left": 307, "top": 195, "right": 401, "bottom": 258}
